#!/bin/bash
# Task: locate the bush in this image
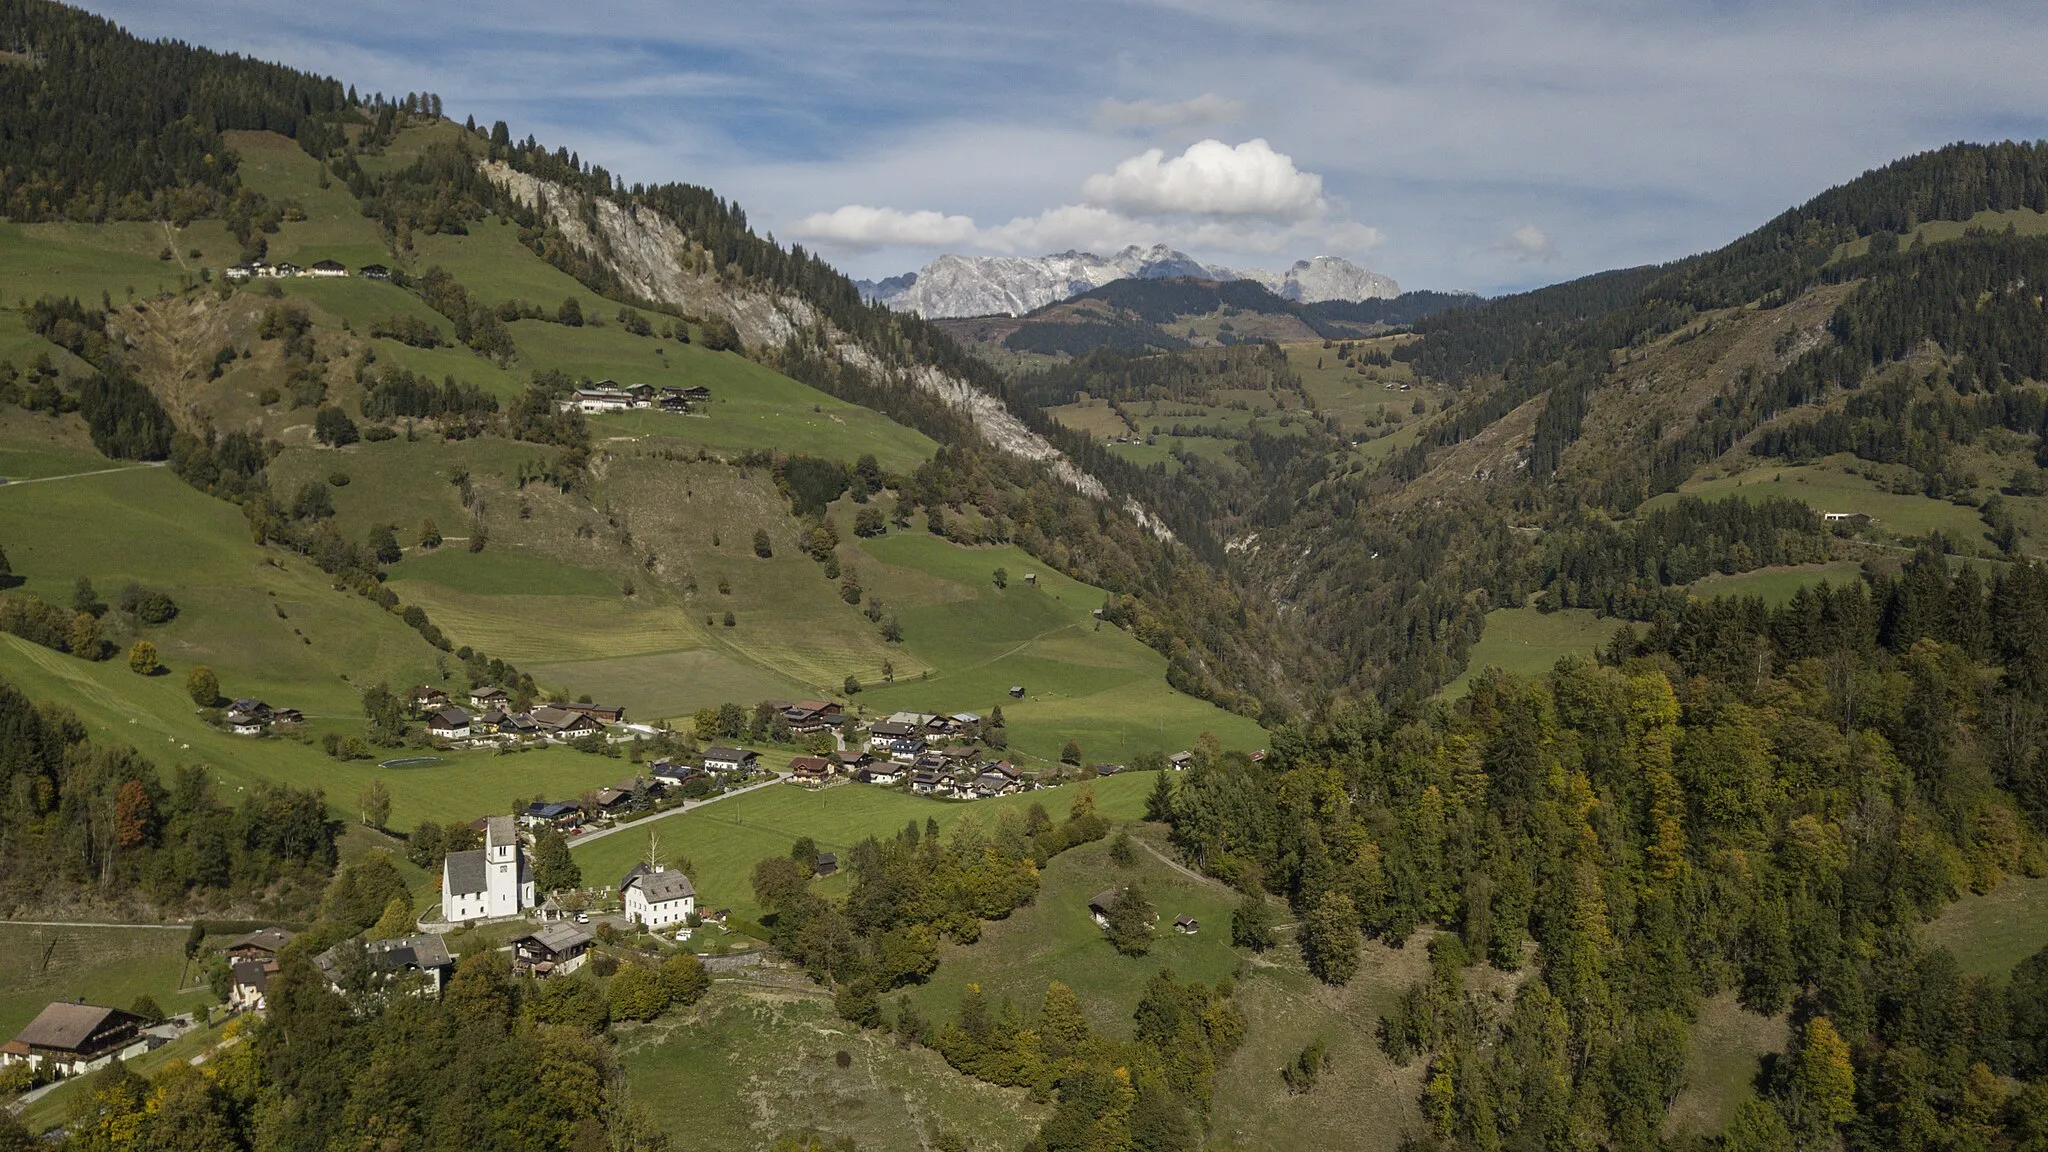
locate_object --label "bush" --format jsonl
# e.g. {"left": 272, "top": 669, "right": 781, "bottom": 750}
{"left": 117, "top": 582, "right": 178, "bottom": 623}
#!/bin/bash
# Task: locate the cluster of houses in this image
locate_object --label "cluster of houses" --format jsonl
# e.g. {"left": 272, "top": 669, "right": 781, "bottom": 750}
{"left": 560, "top": 381, "right": 711, "bottom": 415}
{"left": 224, "top": 258, "right": 389, "bottom": 281}
{"left": 415, "top": 685, "right": 625, "bottom": 747}
{"left": 221, "top": 696, "right": 304, "bottom": 736}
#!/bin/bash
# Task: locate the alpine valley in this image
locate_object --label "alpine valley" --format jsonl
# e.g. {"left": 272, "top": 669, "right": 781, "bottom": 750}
{"left": 3, "top": 4, "right": 2048, "bottom": 1152}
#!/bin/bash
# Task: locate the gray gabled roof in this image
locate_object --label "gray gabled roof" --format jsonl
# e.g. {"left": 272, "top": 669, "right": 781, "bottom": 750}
{"left": 627, "top": 869, "right": 696, "bottom": 903}
{"left": 444, "top": 848, "right": 488, "bottom": 897}
{"left": 517, "top": 922, "right": 592, "bottom": 955}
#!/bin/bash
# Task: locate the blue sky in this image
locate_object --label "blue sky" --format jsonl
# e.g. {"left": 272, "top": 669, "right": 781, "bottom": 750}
{"left": 88, "top": 0, "right": 2048, "bottom": 295}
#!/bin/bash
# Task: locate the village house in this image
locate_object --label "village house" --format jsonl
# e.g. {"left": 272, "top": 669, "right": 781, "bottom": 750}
{"left": 620, "top": 864, "right": 696, "bottom": 929}
{"left": 860, "top": 762, "right": 905, "bottom": 786}
{"left": 224, "top": 262, "right": 258, "bottom": 280}
{"left": 442, "top": 815, "right": 534, "bottom": 924}
{"left": 558, "top": 701, "right": 626, "bottom": 723}
{"left": 426, "top": 707, "right": 471, "bottom": 740}
{"left": 1174, "top": 915, "right": 1201, "bottom": 935}
{"left": 224, "top": 927, "right": 295, "bottom": 964}
{"left": 469, "top": 686, "right": 510, "bottom": 710}
{"left": 224, "top": 697, "right": 272, "bottom": 735}
{"left": 786, "top": 756, "right": 833, "bottom": 786}
{"left": 315, "top": 935, "right": 455, "bottom": 996}
{"left": 814, "top": 852, "right": 838, "bottom": 877}
{"left": 412, "top": 685, "right": 451, "bottom": 713}
{"left": 972, "top": 770, "right": 1019, "bottom": 799}
{"left": 530, "top": 705, "right": 604, "bottom": 740}
{"left": 1089, "top": 890, "right": 1122, "bottom": 930}
{"left": 511, "top": 923, "right": 593, "bottom": 977}
{"left": 520, "top": 800, "right": 582, "bottom": 830}
{"left": 562, "top": 387, "right": 634, "bottom": 414}
{"left": 910, "top": 769, "right": 947, "bottom": 796}
{"left": 649, "top": 759, "right": 704, "bottom": 789}
{"left": 702, "top": 747, "right": 759, "bottom": 774}
{"left": 229, "top": 957, "right": 276, "bottom": 1011}
{"left": 585, "top": 787, "right": 635, "bottom": 817}
{"left": 360, "top": 263, "right": 391, "bottom": 280}
{"left": 780, "top": 700, "right": 845, "bottom": 734}
{"left": 833, "top": 748, "right": 873, "bottom": 774}
{"left": 866, "top": 720, "right": 917, "bottom": 750}
{"left": 1168, "top": 751, "right": 1194, "bottom": 770}
{"left": 307, "top": 259, "right": 348, "bottom": 278}
{"left": 887, "top": 738, "right": 927, "bottom": 764}
{"left": 1, "top": 1004, "right": 148, "bottom": 1079}
{"left": 269, "top": 261, "right": 301, "bottom": 277}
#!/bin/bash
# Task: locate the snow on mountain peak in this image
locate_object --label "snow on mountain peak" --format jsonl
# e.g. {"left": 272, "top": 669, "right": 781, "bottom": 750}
{"left": 856, "top": 248, "right": 1398, "bottom": 318}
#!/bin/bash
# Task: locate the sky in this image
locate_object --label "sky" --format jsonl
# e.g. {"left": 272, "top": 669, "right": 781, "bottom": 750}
{"left": 87, "top": 0, "right": 2048, "bottom": 296}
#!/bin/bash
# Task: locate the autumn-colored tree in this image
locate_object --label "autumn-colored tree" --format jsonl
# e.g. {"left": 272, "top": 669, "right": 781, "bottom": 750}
{"left": 68, "top": 611, "right": 102, "bottom": 659}
{"left": 127, "top": 640, "right": 157, "bottom": 675}
{"left": 113, "top": 779, "right": 150, "bottom": 849}
{"left": 186, "top": 665, "right": 219, "bottom": 707}
{"left": 1792, "top": 1016, "right": 1856, "bottom": 1130}
{"left": 370, "top": 895, "right": 414, "bottom": 939}
{"left": 659, "top": 952, "right": 710, "bottom": 1007}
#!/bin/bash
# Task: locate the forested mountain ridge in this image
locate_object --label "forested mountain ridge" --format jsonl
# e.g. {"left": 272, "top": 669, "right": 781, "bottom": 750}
{"left": 1206, "top": 142, "right": 2048, "bottom": 705}
{"left": 0, "top": 0, "right": 1303, "bottom": 717}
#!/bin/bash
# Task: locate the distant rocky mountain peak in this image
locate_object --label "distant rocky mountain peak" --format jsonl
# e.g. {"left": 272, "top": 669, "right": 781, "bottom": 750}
{"left": 856, "top": 247, "right": 1397, "bottom": 318}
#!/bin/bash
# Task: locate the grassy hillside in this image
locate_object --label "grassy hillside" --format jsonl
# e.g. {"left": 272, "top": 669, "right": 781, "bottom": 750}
{"left": 617, "top": 985, "right": 1046, "bottom": 1151}
{"left": 0, "top": 924, "right": 199, "bottom": 1038}
{"left": 0, "top": 118, "right": 1255, "bottom": 839}
{"left": 569, "top": 773, "right": 1155, "bottom": 920}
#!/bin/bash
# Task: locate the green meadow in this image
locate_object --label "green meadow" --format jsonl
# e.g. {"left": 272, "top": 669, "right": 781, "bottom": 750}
{"left": 1688, "top": 561, "right": 1866, "bottom": 605}
{"left": 1646, "top": 456, "right": 1992, "bottom": 547}
{"left": 1924, "top": 874, "right": 2048, "bottom": 977}
{"left": 1443, "top": 607, "right": 1625, "bottom": 696}
{"left": 570, "top": 772, "right": 1155, "bottom": 920}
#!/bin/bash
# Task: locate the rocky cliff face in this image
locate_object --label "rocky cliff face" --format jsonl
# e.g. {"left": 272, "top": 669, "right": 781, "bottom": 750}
{"left": 858, "top": 245, "right": 1398, "bottom": 318}
{"left": 480, "top": 162, "right": 1169, "bottom": 538}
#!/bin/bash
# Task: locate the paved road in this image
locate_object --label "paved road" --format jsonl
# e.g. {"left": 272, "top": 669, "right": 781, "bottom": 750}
{"left": 566, "top": 772, "right": 788, "bottom": 848}
{"left": 0, "top": 919, "right": 191, "bottom": 929}
{"left": 0, "top": 461, "right": 167, "bottom": 487}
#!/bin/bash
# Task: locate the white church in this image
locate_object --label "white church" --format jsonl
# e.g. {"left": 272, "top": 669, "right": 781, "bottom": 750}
{"left": 442, "top": 815, "right": 535, "bottom": 924}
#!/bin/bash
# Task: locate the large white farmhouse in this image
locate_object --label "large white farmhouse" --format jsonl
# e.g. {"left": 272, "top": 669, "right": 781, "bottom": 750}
{"left": 442, "top": 815, "right": 535, "bottom": 923}
{"left": 620, "top": 863, "right": 696, "bottom": 929}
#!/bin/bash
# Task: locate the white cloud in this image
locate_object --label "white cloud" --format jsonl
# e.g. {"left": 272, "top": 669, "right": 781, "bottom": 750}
{"left": 790, "top": 205, "right": 980, "bottom": 249}
{"left": 1499, "top": 224, "right": 1558, "bottom": 262}
{"left": 1092, "top": 94, "right": 1245, "bottom": 132}
{"left": 1081, "top": 138, "right": 1326, "bottom": 220}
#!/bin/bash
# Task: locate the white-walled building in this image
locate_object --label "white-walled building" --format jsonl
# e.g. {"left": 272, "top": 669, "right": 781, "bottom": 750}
{"left": 441, "top": 815, "right": 534, "bottom": 923}
{"left": 620, "top": 864, "right": 696, "bottom": 929}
